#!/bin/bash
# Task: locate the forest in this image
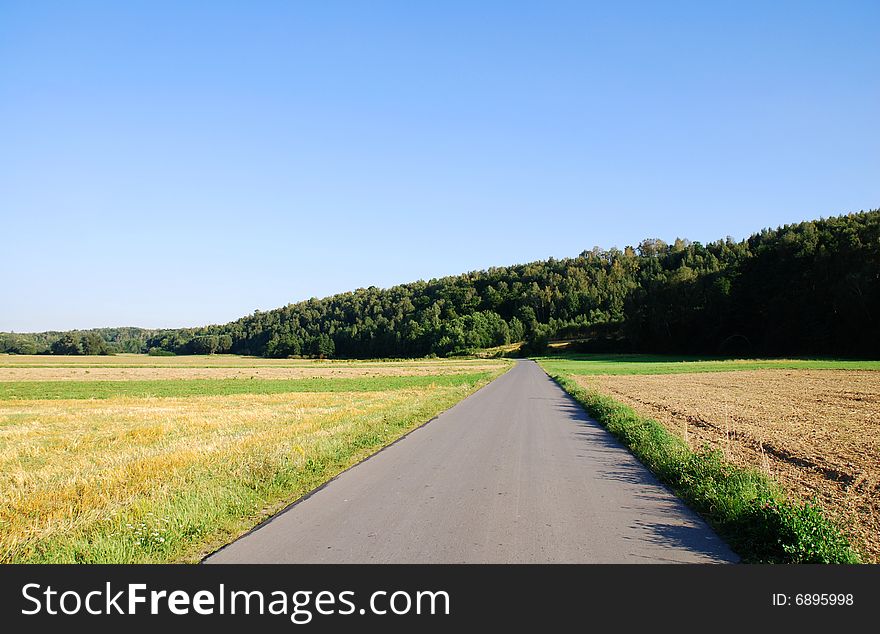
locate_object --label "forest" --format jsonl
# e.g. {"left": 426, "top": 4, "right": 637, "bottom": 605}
{"left": 3, "top": 210, "right": 878, "bottom": 358}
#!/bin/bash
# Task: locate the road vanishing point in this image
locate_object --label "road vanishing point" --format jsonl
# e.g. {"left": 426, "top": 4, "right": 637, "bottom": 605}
{"left": 206, "top": 360, "right": 737, "bottom": 564}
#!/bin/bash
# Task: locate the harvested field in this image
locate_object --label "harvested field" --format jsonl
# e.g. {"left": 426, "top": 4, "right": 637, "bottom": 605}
{"left": 0, "top": 355, "right": 509, "bottom": 563}
{"left": 0, "top": 389, "right": 452, "bottom": 562}
{"left": 577, "top": 369, "right": 880, "bottom": 561}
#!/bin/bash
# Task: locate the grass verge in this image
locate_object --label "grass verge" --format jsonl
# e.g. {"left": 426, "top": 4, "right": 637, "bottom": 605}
{"left": 551, "top": 374, "right": 860, "bottom": 563}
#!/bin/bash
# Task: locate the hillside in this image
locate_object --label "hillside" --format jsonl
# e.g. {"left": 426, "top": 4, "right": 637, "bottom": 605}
{"left": 4, "top": 209, "right": 879, "bottom": 358}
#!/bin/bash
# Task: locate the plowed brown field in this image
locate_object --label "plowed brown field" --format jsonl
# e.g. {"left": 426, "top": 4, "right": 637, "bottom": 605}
{"left": 576, "top": 370, "right": 880, "bottom": 562}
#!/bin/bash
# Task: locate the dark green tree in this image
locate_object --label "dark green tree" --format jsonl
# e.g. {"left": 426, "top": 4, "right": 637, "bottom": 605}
{"left": 51, "top": 333, "right": 84, "bottom": 355}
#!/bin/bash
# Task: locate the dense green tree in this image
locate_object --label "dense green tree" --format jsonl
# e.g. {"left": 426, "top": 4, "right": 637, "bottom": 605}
{"left": 0, "top": 334, "right": 39, "bottom": 354}
{"left": 218, "top": 334, "right": 233, "bottom": 353}
{"left": 310, "top": 333, "right": 335, "bottom": 358}
{"left": 80, "top": 332, "right": 110, "bottom": 355}
{"left": 190, "top": 335, "right": 220, "bottom": 355}
{"left": 51, "top": 333, "right": 84, "bottom": 355}
{"left": 266, "top": 334, "right": 302, "bottom": 358}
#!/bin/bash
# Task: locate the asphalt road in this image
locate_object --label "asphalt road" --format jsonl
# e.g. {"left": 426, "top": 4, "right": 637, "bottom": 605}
{"left": 205, "top": 360, "right": 737, "bottom": 563}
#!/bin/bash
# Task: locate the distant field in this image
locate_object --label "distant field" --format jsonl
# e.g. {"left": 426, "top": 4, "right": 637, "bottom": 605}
{"left": 538, "top": 353, "right": 879, "bottom": 562}
{"left": 0, "top": 355, "right": 509, "bottom": 563}
{"left": 0, "top": 353, "right": 495, "bottom": 368}
{"left": 537, "top": 353, "right": 880, "bottom": 376}
{"left": 0, "top": 364, "right": 502, "bottom": 382}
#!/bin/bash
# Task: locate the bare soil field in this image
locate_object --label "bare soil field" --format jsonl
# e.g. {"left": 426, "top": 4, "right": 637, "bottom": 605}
{"left": 577, "top": 370, "right": 880, "bottom": 561}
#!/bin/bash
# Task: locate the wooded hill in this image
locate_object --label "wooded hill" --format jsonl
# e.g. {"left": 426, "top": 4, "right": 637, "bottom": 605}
{"left": 4, "top": 209, "right": 878, "bottom": 358}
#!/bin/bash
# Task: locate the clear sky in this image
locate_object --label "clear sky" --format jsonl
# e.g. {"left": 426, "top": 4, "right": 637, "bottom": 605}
{"left": 2, "top": 1, "right": 878, "bottom": 332}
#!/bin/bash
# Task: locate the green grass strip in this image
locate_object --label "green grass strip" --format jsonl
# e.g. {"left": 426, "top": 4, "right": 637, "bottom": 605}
{"left": 0, "top": 373, "right": 492, "bottom": 400}
{"left": 551, "top": 373, "right": 860, "bottom": 563}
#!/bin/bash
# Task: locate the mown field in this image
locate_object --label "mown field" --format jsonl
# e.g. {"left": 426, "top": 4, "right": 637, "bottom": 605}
{"left": 539, "top": 354, "right": 879, "bottom": 562}
{"left": 0, "top": 354, "right": 509, "bottom": 563}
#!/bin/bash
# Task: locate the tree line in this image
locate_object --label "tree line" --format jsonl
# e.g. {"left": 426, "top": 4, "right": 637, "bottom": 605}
{"left": 0, "top": 327, "right": 154, "bottom": 355}
{"left": 3, "top": 210, "right": 878, "bottom": 358}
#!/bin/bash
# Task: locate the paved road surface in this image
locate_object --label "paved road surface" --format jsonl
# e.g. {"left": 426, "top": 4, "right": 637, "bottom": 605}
{"left": 206, "top": 360, "right": 737, "bottom": 563}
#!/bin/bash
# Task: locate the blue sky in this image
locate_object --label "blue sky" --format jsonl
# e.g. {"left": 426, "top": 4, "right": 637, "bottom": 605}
{"left": 2, "top": 1, "right": 878, "bottom": 332}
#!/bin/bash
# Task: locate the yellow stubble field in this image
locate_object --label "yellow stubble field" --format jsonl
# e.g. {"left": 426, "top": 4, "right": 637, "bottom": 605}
{"left": 0, "top": 354, "right": 509, "bottom": 563}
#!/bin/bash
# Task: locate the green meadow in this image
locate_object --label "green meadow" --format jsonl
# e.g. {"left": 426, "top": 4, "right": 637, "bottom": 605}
{"left": 536, "top": 353, "right": 880, "bottom": 376}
